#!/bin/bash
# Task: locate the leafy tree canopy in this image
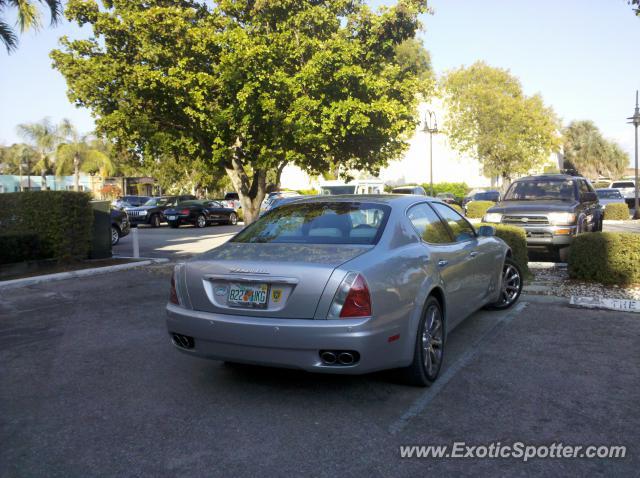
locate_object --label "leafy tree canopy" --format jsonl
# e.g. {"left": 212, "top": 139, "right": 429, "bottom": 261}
{"left": 440, "top": 61, "right": 560, "bottom": 181}
{"left": 0, "top": 0, "right": 62, "bottom": 52}
{"left": 562, "top": 120, "right": 629, "bottom": 179}
{"left": 52, "top": 0, "right": 430, "bottom": 222}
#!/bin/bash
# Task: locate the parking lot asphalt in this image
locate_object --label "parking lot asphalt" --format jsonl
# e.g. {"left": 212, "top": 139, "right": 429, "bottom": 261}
{"left": 1, "top": 265, "right": 638, "bottom": 477}
{"left": 113, "top": 223, "right": 244, "bottom": 259}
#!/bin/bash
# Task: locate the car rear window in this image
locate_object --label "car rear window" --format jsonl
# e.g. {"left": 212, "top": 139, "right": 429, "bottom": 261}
{"left": 611, "top": 182, "right": 635, "bottom": 188}
{"left": 504, "top": 180, "right": 576, "bottom": 201}
{"left": 232, "top": 202, "right": 390, "bottom": 245}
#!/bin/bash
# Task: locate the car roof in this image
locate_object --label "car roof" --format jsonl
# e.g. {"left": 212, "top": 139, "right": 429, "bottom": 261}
{"left": 281, "top": 194, "right": 444, "bottom": 208}
{"left": 515, "top": 174, "right": 584, "bottom": 181}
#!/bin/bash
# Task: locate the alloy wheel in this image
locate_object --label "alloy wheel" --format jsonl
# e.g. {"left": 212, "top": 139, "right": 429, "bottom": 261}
{"left": 197, "top": 215, "right": 206, "bottom": 228}
{"left": 111, "top": 226, "right": 119, "bottom": 246}
{"left": 498, "top": 262, "right": 521, "bottom": 307}
{"left": 230, "top": 213, "right": 237, "bottom": 225}
{"left": 421, "top": 304, "right": 444, "bottom": 379}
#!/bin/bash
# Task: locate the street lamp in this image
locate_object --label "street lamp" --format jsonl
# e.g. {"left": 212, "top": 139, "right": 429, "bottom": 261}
{"left": 628, "top": 90, "right": 640, "bottom": 220}
{"left": 423, "top": 110, "right": 438, "bottom": 197}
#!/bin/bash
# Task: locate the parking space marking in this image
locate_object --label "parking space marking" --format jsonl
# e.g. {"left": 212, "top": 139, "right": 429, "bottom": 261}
{"left": 388, "top": 301, "right": 528, "bottom": 435}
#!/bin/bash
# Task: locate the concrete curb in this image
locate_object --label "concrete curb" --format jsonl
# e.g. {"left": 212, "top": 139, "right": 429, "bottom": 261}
{"left": 569, "top": 296, "right": 640, "bottom": 313}
{"left": 0, "top": 258, "right": 170, "bottom": 290}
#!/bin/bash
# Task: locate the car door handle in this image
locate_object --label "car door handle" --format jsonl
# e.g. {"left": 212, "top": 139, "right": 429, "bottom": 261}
{"left": 438, "top": 260, "right": 448, "bottom": 267}
{"left": 468, "top": 251, "right": 478, "bottom": 258}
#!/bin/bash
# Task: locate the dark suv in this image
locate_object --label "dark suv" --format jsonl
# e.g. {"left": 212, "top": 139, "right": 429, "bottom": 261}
{"left": 482, "top": 174, "right": 600, "bottom": 260}
{"left": 126, "top": 195, "right": 196, "bottom": 227}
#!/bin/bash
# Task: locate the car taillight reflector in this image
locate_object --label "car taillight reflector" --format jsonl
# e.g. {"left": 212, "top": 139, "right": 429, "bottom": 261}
{"left": 327, "top": 272, "right": 372, "bottom": 319}
{"left": 180, "top": 209, "right": 190, "bottom": 215}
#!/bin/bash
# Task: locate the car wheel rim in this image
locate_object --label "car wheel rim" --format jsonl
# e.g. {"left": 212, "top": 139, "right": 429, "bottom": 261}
{"left": 421, "top": 305, "right": 443, "bottom": 378}
{"left": 111, "top": 228, "right": 118, "bottom": 244}
{"left": 499, "top": 263, "right": 521, "bottom": 306}
{"left": 198, "top": 216, "right": 205, "bottom": 227}
{"left": 231, "top": 214, "right": 237, "bottom": 224}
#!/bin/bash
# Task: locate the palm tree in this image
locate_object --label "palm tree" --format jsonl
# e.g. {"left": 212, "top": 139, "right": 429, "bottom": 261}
{"left": 16, "top": 117, "right": 60, "bottom": 190}
{"left": 56, "top": 120, "right": 115, "bottom": 191}
{"left": 0, "top": 0, "right": 62, "bottom": 53}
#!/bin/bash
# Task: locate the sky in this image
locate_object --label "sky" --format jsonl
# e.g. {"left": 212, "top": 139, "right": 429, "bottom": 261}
{"left": 1, "top": 0, "right": 639, "bottom": 164}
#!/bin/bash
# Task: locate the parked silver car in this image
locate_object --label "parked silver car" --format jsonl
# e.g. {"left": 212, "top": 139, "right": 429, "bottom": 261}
{"left": 166, "top": 195, "right": 522, "bottom": 386}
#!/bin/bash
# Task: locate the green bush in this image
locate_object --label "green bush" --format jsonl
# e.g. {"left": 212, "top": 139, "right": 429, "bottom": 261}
{"left": 297, "top": 189, "right": 318, "bottom": 195}
{"left": 0, "top": 233, "right": 44, "bottom": 265}
{"left": 479, "top": 223, "right": 530, "bottom": 277}
{"left": 466, "top": 200, "right": 496, "bottom": 219}
{"left": 0, "top": 191, "right": 93, "bottom": 263}
{"left": 592, "top": 181, "right": 610, "bottom": 189}
{"left": 569, "top": 232, "right": 640, "bottom": 285}
{"left": 450, "top": 204, "right": 463, "bottom": 214}
{"left": 421, "top": 182, "right": 470, "bottom": 199}
{"left": 603, "top": 203, "right": 630, "bottom": 220}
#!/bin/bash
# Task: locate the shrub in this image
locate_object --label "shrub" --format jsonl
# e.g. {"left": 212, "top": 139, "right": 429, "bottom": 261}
{"left": 421, "top": 182, "right": 470, "bottom": 199}
{"left": 0, "top": 233, "right": 44, "bottom": 265}
{"left": 450, "top": 204, "right": 464, "bottom": 214}
{"left": 569, "top": 232, "right": 640, "bottom": 285}
{"left": 603, "top": 203, "right": 630, "bottom": 220}
{"left": 479, "top": 223, "right": 530, "bottom": 277}
{"left": 466, "top": 200, "right": 496, "bottom": 219}
{"left": 0, "top": 191, "right": 93, "bottom": 263}
{"left": 592, "top": 181, "right": 610, "bottom": 189}
{"left": 297, "top": 189, "right": 318, "bottom": 195}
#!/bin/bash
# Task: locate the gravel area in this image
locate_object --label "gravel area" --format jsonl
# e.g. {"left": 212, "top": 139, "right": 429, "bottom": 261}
{"left": 525, "top": 263, "right": 640, "bottom": 300}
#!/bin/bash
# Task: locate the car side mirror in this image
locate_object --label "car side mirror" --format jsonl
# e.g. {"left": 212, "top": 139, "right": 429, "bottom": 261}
{"left": 477, "top": 225, "right": 496, "bottom": 237}
{"left": 580, "top": 192, "right": 597, "bottom": 203}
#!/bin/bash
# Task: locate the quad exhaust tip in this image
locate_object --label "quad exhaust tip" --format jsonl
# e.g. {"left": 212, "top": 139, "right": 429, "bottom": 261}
{"left": 319, "top": 350, "right": 360, "bottom": 366}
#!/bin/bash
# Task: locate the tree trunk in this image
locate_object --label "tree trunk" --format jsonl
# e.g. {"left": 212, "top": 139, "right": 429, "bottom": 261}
{"left": 224, "top": 151, "right": 268, "bottom": 225}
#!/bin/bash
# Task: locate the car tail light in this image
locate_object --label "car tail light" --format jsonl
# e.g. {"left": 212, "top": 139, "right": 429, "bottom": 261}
{"left": 327, "top": 272, "right": 371, "bottom": 319}
{"left": 169, "top": 272, "right": 180, "bottom": 305}
{"left": 180, "top": 209, "right": 190, "bottom": 215}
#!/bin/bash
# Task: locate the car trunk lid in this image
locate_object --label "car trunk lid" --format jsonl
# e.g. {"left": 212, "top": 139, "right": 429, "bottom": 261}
{"left": 185, "top": 243, "right": 371, "bottom": 318}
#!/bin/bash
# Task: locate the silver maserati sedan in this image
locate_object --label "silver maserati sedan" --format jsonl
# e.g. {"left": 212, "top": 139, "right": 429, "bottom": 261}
{"left": 166, "top": 195, "right": 522, "bottom": 386}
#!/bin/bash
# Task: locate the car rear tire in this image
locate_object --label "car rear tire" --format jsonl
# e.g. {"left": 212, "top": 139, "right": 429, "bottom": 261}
{"left": 228, "top": 212, "right": 238, "bottom": 225}
{"left": 399, "top": 296, "right": 445, "bottom": 387}
{"left": 168, "top": 221, "right": 179, "bottom": 228}
{"left": 485, "top": 257, "right": 523, "bottom": 310}
{"left": 196, "top": 214, "right": 207, "bottom": 228}
{"left": 111, "top": 225, "right": 120, "bottom": 246}
{"left": 150, "top": 214, "right": 161, "bottom": 228}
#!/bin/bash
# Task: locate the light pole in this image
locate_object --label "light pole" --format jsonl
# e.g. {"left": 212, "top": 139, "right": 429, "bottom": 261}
{"left": 424, "top": 110, "right": 438, "bottom": 197}
{"left": 628, "top": 90, "right": 640, "bottom": 220}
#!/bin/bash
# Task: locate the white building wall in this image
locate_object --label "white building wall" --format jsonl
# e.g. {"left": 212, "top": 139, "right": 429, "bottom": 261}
{"left": 280, "top": 100, "right": 560, "bottom": 191}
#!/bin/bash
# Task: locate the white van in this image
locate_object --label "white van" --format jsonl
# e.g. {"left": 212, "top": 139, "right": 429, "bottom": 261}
{"left": 319, "top": 179, "right": 385, "bottom": 195}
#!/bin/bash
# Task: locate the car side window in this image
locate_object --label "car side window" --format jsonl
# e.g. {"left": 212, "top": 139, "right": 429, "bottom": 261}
{"left": 431, "top": 203, "right": 476, "bottom": 243}
{"left": 407, "top": 203, "right": 452, "bottom": 244}
{"left": 579, "top": 180, "right": 590, "bottom": 195}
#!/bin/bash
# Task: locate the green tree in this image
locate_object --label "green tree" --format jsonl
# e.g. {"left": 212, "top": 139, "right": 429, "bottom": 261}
{"left": 0, "top": 0, "right": 62, "bottom": 52}
{"left": 52, "top": 0, "right": 429, "bottom": 223}
{"left": 56, "top": 120, "right": 115, "bottom": 191}
{"left": 562, "top": 120, "right": 629, "bottom": 179}
{"left": 441, "top": 62, "right": 560, "bottom": 183}
{"left": 0, "top": 143, "right": 38, "bottom": 181}
{"left": 16, "top": 117, "right": 61, "bottom": 190}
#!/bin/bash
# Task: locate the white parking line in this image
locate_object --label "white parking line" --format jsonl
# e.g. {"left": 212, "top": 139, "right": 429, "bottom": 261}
{"left": 388, "top": 301, "right": 528, "bottom": 435}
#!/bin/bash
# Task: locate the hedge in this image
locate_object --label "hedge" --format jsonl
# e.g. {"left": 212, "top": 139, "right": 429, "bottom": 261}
{"left": 420, "top": 182, "right": 470, "bottom": 199}
{"left": 479, "top": 223, "right": 530, "bottom": 277}
{"left": 466, "top": 200, "right": 496, "bottom": 219}
{"left": 0, "top": 233, "right": 44, "bottom": 265}
{"left": 568, "top": 232, "right": 640, "bottom": 285}
{"left": 0, "top": 191, "right": 93, "bottom": 263}
{"left": 450, "top": 204, "right": 464, "bottom": 214}
{"left": 603, "top": 203, "right": 630, "bottom": 220}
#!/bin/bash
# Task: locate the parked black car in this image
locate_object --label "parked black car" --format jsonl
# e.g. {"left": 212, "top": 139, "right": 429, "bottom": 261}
{"left": 110, "top": 208, "right": 130, "bottom": 246}
{"left": 115, "top": 195, "right": 151, "bottom": 208}
{"left": 126, "top": 195, "right": 196, "bottom": 227}
{"left": 482, "top": 174, "right": 601, "bottom": 261}
{"left": 163, "top": 200, "right": 238, "bottom": 228}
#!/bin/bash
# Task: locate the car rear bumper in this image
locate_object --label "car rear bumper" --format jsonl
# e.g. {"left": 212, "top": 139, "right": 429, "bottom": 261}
{"left": 166, "top": 304, "right": 408, "bottom": 374}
